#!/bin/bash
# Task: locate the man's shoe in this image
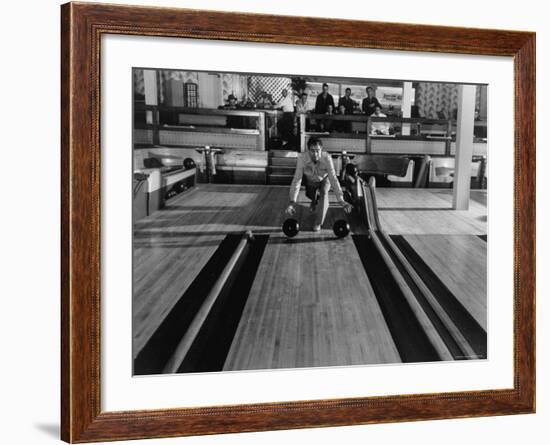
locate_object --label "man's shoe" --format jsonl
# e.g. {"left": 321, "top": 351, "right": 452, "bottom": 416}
{"left": 312, "top": 224, "right": 321, "bottom": 232}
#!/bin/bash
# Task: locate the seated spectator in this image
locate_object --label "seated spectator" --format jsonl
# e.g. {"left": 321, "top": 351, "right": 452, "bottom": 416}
{"left": 220, "top": 94, "right": 238, "bottom": 110}
{"left": 294, "top": 92, "right": 309, "bottom": 133}
{"left": 240, "top": 95, "right": 256, "bottom": 109}
{"left": 220, "top": 94, "right": 243, "bottom": 128}
{"left": 295, "top": 93, "right": 309, "bottom": 115}
{"left": 256, "top": 92, "right": 274, "bottom": 109}
{"left": 320, "top": 104, "right": 334, "bottom": 132}
{"left": 334, "top": 104, "right": 350, "bottom": 133}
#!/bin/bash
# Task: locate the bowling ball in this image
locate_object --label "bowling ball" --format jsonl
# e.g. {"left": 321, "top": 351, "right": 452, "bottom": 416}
{"left": 175, "top": 182, "right": 186, "bottom": 193}
{"left": 345, "top": 163, "right": 358, "bottom": 177}
{"left": 183, "top": 158, "right": 196, "bottom": 170}
{"left": 282, "top": 218, "right": 300, "bottom": 238}
{"left": 333, "top": 219, "right": 350, "bottom": 238}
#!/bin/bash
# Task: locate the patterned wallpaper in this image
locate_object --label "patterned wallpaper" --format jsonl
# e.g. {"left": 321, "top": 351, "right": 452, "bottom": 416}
{"left": 133, "top": 69, "right": 145, "bottom": 98}
{"left": 415, "top": 82, "right": 459, "bottom": 119}
{"left": 415, "top": 82, "right": 484, "bottom": 119}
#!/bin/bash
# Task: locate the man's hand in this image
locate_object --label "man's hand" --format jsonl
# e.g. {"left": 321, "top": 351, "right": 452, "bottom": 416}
{"left": 285, "top": 204, "right": 296, "bottom": 216}
{"left": 342, "top": 201, "right": 353, "bottom": 214}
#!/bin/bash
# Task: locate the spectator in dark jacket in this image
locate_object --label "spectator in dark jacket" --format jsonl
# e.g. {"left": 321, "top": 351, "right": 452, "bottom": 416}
{"left": 338, "top": 88, "right": 357, "bottom": 114}
{"left": 314, "top": 83, "right": 335, "bottom": 114}
{"left": 362, "top": 86, "right": 382, "bottom": 116}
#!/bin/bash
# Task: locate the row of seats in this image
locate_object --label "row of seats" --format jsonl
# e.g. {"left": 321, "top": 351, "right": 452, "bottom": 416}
{"left": 353, "top": 155, "right": 487, "bottom": 188}
{"left": 387, "top": 159, "right": 415, "bottom": 186}
{"left": 429, "top": 156, "right": 487, "bottom": 188}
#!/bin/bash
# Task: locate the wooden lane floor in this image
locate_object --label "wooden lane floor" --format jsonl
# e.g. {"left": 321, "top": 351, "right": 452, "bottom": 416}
{"left": 220, "top": 188, "right": 488, "bottom": 370}
{"left": 374, "top": 188, "right": 488, "bottom": 358}
{"left": 223, "top": 230, "right": 400, "bottom": 371}
{"left": 390, "top": 234, "right": 487, "bottom": 358}
{"left": 134, "top": 185, "right": 282, "bottom": 357}
{"left": 134, "top": 183, "right": 487, "bottom": 372}
{"left": 376, "top": 189, "right": 487, "bottom": 235}
{"left": 394, "top": 234, "right": 487, "bottom": 331}
{"left": 133, "top": 184, "right": 355, "bottom": 359}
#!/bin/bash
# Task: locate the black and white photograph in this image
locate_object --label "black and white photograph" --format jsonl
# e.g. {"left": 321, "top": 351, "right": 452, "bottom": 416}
{"left": 3, "top": 0, "right": 546, "bottom": 443}
{"left": 132, "top": 68, "right": 488, "bottom": 375}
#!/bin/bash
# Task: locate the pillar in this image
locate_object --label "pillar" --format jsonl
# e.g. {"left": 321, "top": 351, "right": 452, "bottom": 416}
{"left": 401, "top": 81, "right": 413, "bottom": 136}
{"left": 143, "top": 69, "right": 158, "bottom": 125}
{"left": 452, "top": 84, "right": 476, "bottom": 210}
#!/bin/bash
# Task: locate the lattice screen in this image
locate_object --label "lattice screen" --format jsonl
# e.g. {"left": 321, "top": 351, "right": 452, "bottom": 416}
{"left": 247, "top": 76, "right": 292, "bottom": 103}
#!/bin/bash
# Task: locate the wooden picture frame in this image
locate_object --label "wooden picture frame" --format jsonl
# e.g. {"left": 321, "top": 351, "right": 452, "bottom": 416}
{"left": 61, "top": 2, "right": 536, "bottom": 442}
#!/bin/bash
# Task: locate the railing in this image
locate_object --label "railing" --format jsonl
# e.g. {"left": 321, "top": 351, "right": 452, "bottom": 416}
{"left": 301, "top": 114, "right": 458, "bottom": 154}
{"left": 298, "top": 114, "right": 486, "bottom": 155}
{"left": 134, "top": 103, "right": 267, "bottom": 150}
{"left": 133, "top": 102, "right": 486, "bottom": 156}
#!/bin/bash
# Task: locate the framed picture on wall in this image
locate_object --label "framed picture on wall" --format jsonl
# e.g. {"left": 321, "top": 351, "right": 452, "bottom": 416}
{"left": 61, "top": 2, "right": 535, "bottom": 442}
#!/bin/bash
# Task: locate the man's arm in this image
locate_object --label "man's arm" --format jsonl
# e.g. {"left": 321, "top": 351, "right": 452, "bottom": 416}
{"left": 289, "top": 155, "right": 304, "bottom": 203}
{"left": 325, "top": 155, "right": 344, "bottom": 203}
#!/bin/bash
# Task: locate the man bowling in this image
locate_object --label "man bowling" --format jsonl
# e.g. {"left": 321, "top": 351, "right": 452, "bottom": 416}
{"left": 286, "top": 138, "right": 353, "bottom": 231}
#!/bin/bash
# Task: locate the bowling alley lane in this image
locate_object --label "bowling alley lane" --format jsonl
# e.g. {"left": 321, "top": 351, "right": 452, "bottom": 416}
{"left": 133, "top": 184, "right": 342, "bottom": 359}
{"left": 376, "top": 189, "right": 487, "bottom": 235}
{"left": 374, "top": 188, "right": 487, "bottom": 358}
{"left": 223, "top": 231, "right": 400, "bottom": 371}
{"left": 133, "top": 184, "right": 284, "bottom": 355}
{"left": 393, "top": 234, "right": 487, "bottom": 331}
